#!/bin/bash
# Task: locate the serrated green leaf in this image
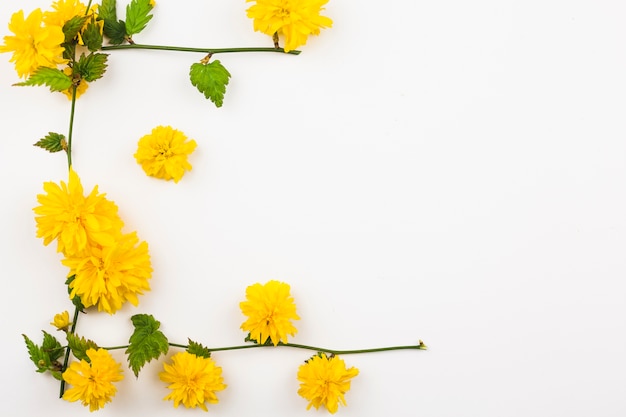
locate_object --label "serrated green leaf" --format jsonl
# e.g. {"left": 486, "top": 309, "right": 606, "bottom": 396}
{"left": 100, "top": 0, "right": 127, "bottom": 45}
{"left": 126, "top": 314, "right": 169, "bottom": 377}
{"left": 75, "top": 53, "right": 108, "bottom": 82}
{"left": 99, "top": 0, "right": 118, "bottom": 22}
{"left": 14, "top": 67, "right": 72, "bottom": 92}
{"left": 125, "top": 0, "right": 154, "bottom": 36}
{"left": 63, "top": 15, "right": 89, "bottom": 43}
{"left": 189, "top": 60, "right": 231, "bottom": 108}
{"left": 42, "top": 331, "right": 64, "bottom": 362}
{"left": 67, "top": 333, "right": 99, "bottom": 362}
{"left": 82, "top": 19, "right": 104, "bottom": 52}
{"left": 65, "top": 275, "right": 86, "bottom": 311}
{"left": 23, "top": 334, "right": 49, "bottom": 373}
{"left": 187, "top": 339, "right": 211, "bottom": 358}
{"left": 34, "top": 132, "right": 66, "bottom": 153}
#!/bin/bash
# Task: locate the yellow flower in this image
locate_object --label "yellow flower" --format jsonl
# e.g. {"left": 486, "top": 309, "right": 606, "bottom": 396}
{"left": 63, "top": 232, "right": 152, "bottom": 314}
{"left": 61, "top": 66, "right": 89, "bottom": 100}
{"left": 33, "top": 169, "right": 124, "bottom": 256}
{"left": 44, "top": 0, "right": 100, "bottom": 46}
{"left": 62, "top": 348, "right": 124, "bottom": 412}
{"left": 149, "top": 0, "right": 157, "bottom": 7}
{"left": 134, "top": 125, "right": 197, "bottom": 183}
{"left": 50, "top": 310, "right": 71, "bottom": 330}
{"left": 0, "top": 9, "right": 66, "bottom": 78}
{"left": 240, "top": 280, "right": 300, "bottom": 346}
{"left": 246, "top": 0, "right": 333, "bottom": 52}
{"left": 297, "top": 353, "right": 359, "bottom": 414}
{"left": 159, "top": 351, "right": 227, "bottom": 411}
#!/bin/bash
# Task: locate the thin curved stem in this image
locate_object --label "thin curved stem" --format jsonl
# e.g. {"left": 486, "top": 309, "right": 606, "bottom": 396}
{"left": 66, "top": 85, "right": 77, "bottom": 169}
{"left": 101, "top": 43, "right": 301, "bottom": 55}
{"left": 59, "top": 307, "right": 81, "bottom": 398}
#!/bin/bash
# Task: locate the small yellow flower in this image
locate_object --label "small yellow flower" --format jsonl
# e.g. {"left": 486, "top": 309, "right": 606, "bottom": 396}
{"left": 297, "top": 353, "right": 359, "bottom": 414}
{"left": 240, "top": 280, "right": 300, "bottom": 346}
{"left": 62, "top": 348, "right": 124, "bottom": 412}
{"left": 159, "top": 351, "right": 227, "bottom": 411}
{"left": 134, "top": 125, "right": 197, "bottom": 183}
{"left": 63, "top": 232, "right": 152, "bottom": 314}
{"left": 246, "top": 0, "right": 333, "bottom": 52}
{"left": 50, "top": 310, "right": 71, "bottom": 330}
{"left": 149, "top": 0, "right": 157, "bottom": 7}
{"left": 0, "top": 9, "right": 66, "bottom": 78}
{"left": 33, "top": 169, "right": 124, "bottom": 256}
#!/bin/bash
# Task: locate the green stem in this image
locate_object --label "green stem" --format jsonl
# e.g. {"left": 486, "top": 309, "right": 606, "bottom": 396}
{"left": 104, "top": 340, "right": 427, "bottom": 355}
{"left": 59, "top": 307, "right": 81, "bottom": 398}
{"left": 66, "top": 85, "right": 77, "bottom": 169}
{"left": 101, "top": 43, "right": 301, "bottom": 55}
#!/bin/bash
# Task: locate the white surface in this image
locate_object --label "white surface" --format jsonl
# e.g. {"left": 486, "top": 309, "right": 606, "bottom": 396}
{"left": 1, "top": 0, "right": 626, "bottom": 416}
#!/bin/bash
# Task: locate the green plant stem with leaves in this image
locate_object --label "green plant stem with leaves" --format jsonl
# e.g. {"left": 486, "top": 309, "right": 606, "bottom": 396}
{"left": 102, "top": 43, "right": 300, "bottom": 55}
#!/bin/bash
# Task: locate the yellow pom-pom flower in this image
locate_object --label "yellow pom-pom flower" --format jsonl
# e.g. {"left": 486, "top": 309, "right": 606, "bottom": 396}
{"left": 246, "top": 0, "right": 333, "bottom": 52}
{"left": 63, "top": 232, "right": 152, "bottom": 314}
{"left": 159, "top": 351, "right": 227, "bottom": 411}
{"left": 240, "top": 280, "right": 300, "bottom": 346}
{"left": 134, "top": 125, "right": 197, "bottom": 183}
{"left": 297, "top": 353, "right": 359, "bottom": 414}
{"left": 0, "top": 9, "right": 66, "bottom": 78}
{"left": 34, "top": 169, "right": 124, "bottom": 257}
{"left": 50, "top": 310, "right": 71, "bottom": 331}
{"left": 62, "top": 348, "right": 124, "bottom": 412}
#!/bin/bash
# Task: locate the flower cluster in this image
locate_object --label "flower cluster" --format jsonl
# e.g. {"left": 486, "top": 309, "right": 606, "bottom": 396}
{"left": 7, "top": 0, "right": 427, "bottom": 415}
{"left": 34, "top": 169, "right": 152, "bottom": 314}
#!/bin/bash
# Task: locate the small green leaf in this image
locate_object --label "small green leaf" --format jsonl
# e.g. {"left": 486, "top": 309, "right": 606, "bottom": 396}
{"left": 67, "top": 333, "right": 99, "bottom": 362}
{"left": 34, "top": 132, "right": 66, "bottom": 153}
{"left": 82, "top": 19, "right": 104, "bottom": 52}
{"left": 62, "top": 15, "right": 89, "bottom": 43}
{"left": 14, "top": 67, "right": 72, "bottom": 92}
{"left": 75, "top": 53, "right": 108, "bottom": 82}
{"left": 189, "top": 60, "right": 231, "bottom": 108}
{"left": 125, "top": 0, "right": 154, "bottom": 36}
{"left": 23, "top": 334, "right": 49, "bottom": 373}
{"left": 187, "top": 339, "right": 211, "bottom": 358}
{"left": 100, "top": 0, "right": 127, "bottom": 45}
{"left": 126, "top": 314, "right": 169, "bottom": 377}
{"left": 99, "top": 0, "right": 118, "bottom": 22}
{"left": 65, "top": 275, "right": 86, "bottom": 312}
{"left": 42, "top": 331, "right": 64, "bottom": 362}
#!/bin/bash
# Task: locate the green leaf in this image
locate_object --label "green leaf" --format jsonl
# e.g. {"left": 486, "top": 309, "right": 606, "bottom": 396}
{"left": 67, "top": 333, "right": 99, "bottom": 362}
{"left": 34, "top": 132, "right": 66, "bottom": 153}
{"left": 82, "top": 19, "right": 104, "bottom": 52}
{"left": 62, "top": 15, "right": 89, "bottom": 43}
{"left": 65, "top": 275, "right": 86, "bottom": 312}
{"left": 23, "top": 334, "right": 49, "bottom": 373}
{"left": 187, "top": 339, "right": 211, "bottom": 358}
{"left": 126, "top": 314, "right": 169, "bottom": 377}
{"left": 75, "top": 53, "right": 108, "bottom": 82}
{"left": 100, "top": 0, "right": 127, "bottom": 45}
{"left": 189, "top": 60, "right": 231, "bottom": 108}
{"left": 125, "top": 0, "right": 154, "bottom": 36}
{"left": 14, "top": 67, "right": 72, "bottom": 92}
{"left": 42, "top": 331, "right": 64, "bottom": 362}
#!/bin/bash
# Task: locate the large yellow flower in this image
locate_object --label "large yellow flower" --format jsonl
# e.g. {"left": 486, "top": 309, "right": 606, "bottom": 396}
{"left": 0, "top": 9, "right": 66, "bottom": 78}
{"left": 62, "top": 348, "right": 124, "bottom": 412}
{"left": 34, "top": 169, "right": 124, "bottom": 256}
{"left": 246, "top": 0, "right": 333, "bottom": 52}
{"left": 134, "top": 125, "right": 197, "bottom": 183}
{"left": 297, "top": 353, "right": 359, "bottom": 414}
{"left": 240, "top": 280, "right": 300, "bottom": 346}
{"left": 63, "top": 232, "right": 152, "bottom": 314}
{"left": 159, "top": 351, "right": 227, "bottom": 411}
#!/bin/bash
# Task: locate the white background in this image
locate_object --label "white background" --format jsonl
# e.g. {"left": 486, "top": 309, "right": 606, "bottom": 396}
{"left": 1, "top": 0, "right": 625, "bottom": 416}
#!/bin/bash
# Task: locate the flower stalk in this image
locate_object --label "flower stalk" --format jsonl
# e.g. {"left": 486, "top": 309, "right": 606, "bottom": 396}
{"left": 59, "top": 306, "right": 81, "bottom": 398}
{"left": 101, "top": 43, "right": 301, "bottom": 55}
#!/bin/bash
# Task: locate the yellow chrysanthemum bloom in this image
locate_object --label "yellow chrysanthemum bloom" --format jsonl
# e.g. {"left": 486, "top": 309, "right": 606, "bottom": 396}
{"left": 44, "top": 0, "right": 100, "bottom": 46}
{"left": 0, "top": 9, "right": 66, "bottom": 78}
{"left": 297, "top": 353, "right": 359, "bottom": 414}
{"left": 34, "top": 169, "right": 124, "bottom": 256}
{"left": 134, "top": 125, "right": 198, "bottom": 183}
{"left": 246, "top": 0, "right": 333, "bottom": 52}
{"left": 62, "top": 348, "right": 124, "bottom": 412}
{"left": 159, "top": 351, "right": 227, "bottom": 411}
{"left": 240, "top": 280, "right": 300, "bottom": 346}
{"left": 63, "top": 232, "right": 152, "bottom": 314}
{"left": 50, "top": 310, "right": 71, "bottom": 330}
